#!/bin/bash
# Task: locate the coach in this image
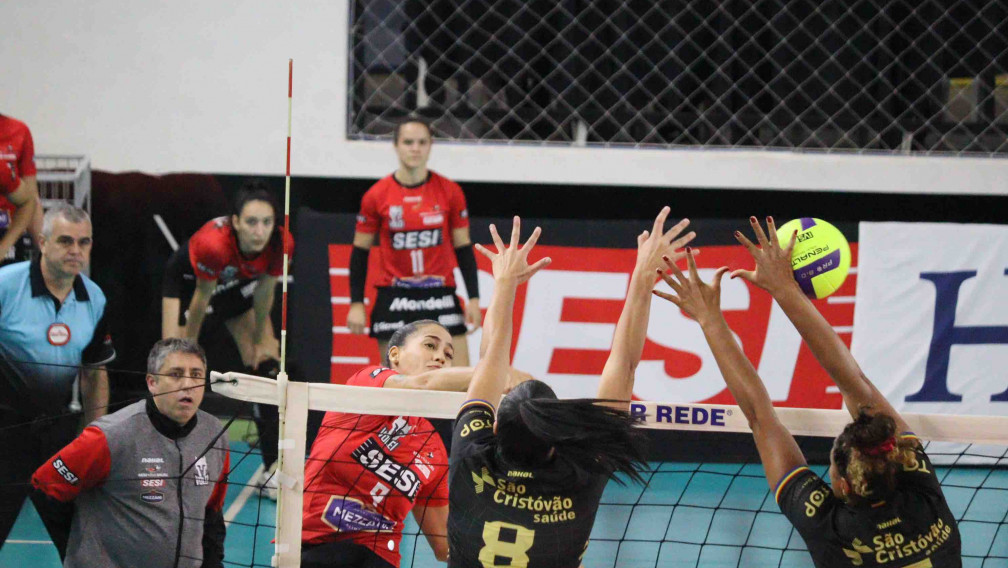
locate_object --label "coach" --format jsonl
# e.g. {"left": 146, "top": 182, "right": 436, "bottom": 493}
{"left": 0, "top": 204, "right": 114, "bottom": 555}
{"left": 31, "top": 338, "right": 229, "bottom": 568}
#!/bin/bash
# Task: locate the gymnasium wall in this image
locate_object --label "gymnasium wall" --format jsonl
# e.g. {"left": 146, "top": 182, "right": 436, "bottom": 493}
{"left": 6, "top": 2, "right": 1008, "bottom": 193}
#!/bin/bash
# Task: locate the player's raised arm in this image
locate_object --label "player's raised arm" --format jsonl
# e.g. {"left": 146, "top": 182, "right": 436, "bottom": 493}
{"left": 732, "top": 216, "right": 909, "bottom": 432}
{"left": 597, "top": 207, "right": 695, "bottom": 406}
{"left": 465, "top": 217, "right": 550, "bottom": 405}
{"left": 653, "top": 251, "right": 806, "bottom": 488}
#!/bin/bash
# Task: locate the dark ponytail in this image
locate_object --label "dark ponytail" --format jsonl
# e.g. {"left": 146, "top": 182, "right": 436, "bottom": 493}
{"left": 496, "top": 381, "right": 648, "bottom": 486}
{"left": 832, "top": 407, "right": 915, "bottom": 500}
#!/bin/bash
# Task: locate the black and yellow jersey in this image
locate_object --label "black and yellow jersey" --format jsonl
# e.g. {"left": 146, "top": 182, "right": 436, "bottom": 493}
{"left": 776, "top": 434, "right": 961, "bottom": 568}
{"left": 447, "top": 400, "right": 609, "bottom": 568}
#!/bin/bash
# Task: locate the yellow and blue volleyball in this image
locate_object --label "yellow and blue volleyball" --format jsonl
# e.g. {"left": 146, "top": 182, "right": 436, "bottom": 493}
{"left": 776, "top": 218, "right": 851, "bottom": 299}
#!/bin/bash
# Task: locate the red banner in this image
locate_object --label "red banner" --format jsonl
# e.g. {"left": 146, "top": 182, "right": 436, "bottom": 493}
{"left": 329, "top": 242, "right": 858, "bottom": 409}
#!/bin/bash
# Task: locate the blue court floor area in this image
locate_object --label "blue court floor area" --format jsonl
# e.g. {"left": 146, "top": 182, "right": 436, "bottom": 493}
{"left": 2, "top": 453, "right": 1006, "bottom": 567}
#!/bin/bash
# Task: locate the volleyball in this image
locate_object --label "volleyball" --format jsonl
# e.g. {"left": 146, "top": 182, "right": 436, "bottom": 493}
{"left": 776, "top": 218, "right": 851, "bottom": 299}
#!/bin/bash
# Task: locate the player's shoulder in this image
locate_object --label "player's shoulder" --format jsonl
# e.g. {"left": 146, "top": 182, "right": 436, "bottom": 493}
{"left": 366, "top": 174, "right": 398, "bottom": 195}
{"left": 0, "top": 115, "right": 31, "bottom": 135}
{"left": 427, "top": 170, "right": 460, "bottom": 190}
{"left": 346, "top": 365, "right": 395, "bottom": 387}
{"left": 190, "top": 217, "right": 233, "bottom": 252}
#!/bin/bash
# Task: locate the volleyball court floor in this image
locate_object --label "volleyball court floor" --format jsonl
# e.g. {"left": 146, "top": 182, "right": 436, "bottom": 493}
{"left": 2, "top": 443, "right": 1005, "bottom": 567}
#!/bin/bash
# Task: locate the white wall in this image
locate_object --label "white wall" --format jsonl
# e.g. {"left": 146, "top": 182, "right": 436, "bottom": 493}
{"left": 4, "top": 1, "right": 1008, "bottom": 195}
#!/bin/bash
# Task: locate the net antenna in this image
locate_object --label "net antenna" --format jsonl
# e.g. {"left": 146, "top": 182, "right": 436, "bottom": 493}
{"left": 272, "top": 58, "right": 301, "bottom": 568}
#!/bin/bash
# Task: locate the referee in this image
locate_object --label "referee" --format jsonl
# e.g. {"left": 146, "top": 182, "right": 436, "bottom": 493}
{"left": 0, "top": 204, "right": 114, "bottom": 557}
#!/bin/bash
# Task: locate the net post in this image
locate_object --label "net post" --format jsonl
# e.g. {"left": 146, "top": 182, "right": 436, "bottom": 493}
{"left": 273, "top": 377, "right": 307, "bottom": 567}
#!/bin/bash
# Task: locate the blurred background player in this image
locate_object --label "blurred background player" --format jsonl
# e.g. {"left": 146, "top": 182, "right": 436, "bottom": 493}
{"left": 448, "top": 211, "right": 693, "bottom": 568}
{"left": 161, "top": 179, "right": 292, "bottom": 499}
{"left": 31, "top": 338, "right": 229, "bottom": 568}
{"left": 652, "top": 217, "right": 961, "bottom": 567}
{"left": 0, "top": 113, "right": 42, "bottom": 266}
{"left": 0, "top": 204, "right": 114, "bottom": 557}
{"left": 346, "top": 117, "right": 482, "bottom": 365}
{"left": 301, "top": 319, "right": 533, "bottom": 568}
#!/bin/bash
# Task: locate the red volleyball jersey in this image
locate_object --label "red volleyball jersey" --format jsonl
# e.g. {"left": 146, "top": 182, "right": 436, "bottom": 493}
{"left": 0, "top": 116, "right": 36, "bottom": 216}
{"left": 187, "top": 216, "right": 294, "bottom": 283}
{"left": 302, "top": 366, "right": 450, "bottom": 567}
{"left": 355, "top": 171, "right": 469, "bottom": 288}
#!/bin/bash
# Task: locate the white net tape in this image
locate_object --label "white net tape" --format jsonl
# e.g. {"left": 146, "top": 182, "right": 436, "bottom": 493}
{"left": 349, "top": 0, "right": 1008, "bottom": 155}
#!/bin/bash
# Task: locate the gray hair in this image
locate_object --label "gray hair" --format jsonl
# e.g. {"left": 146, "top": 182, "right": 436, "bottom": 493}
{"left": 147, "top": 338, "right": 207, "bottom": 375}
{"left": 42, "top": 203, "right": 91, "bottom": 238}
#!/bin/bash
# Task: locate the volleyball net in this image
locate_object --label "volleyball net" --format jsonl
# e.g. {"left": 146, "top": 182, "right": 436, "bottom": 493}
{"left": 210, "top": 370, "right": 1008, "bottom": 568}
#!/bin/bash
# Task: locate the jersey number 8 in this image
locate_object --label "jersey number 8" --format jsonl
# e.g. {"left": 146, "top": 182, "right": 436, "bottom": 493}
{"left": 478, "top": 521, "right": 535, "bottom": 568}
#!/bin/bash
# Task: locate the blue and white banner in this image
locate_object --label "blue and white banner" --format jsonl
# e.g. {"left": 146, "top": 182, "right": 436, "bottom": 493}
{"left": 852, "top": 222, "right": 1008, "bottom": 416}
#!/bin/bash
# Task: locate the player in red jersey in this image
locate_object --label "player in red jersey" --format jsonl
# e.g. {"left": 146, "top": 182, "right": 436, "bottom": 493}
{"left": 0, "top": 114, "right": 42, "bottom": 265}
{"left": 346, "top": 118, "right": 482, "bottom": 365}
{"left": 302, "top": 319, "right": 532, "bottom": 568}
{"left": 162, "top": 181, "right": 292, "bottom": 496}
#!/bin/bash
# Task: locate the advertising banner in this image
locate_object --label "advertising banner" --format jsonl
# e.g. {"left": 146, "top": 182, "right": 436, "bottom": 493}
{"left": 293, "top": 210, "right": 860, "bottom": 410}
{"left": 852, "top": 222, "right": 1008, "bottom": 416}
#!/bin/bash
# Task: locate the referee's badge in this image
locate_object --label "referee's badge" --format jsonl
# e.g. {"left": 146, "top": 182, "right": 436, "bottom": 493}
{"left": 47, "top": 323, "right": 71, "bottom": 346}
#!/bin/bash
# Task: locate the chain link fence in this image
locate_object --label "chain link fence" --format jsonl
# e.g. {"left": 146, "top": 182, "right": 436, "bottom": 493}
{"left": 348, "top": 0, "right": 1008, "bottom": 155}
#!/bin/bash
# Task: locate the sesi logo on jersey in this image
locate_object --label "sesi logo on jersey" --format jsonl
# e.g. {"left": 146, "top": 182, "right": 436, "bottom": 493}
{"left": 391, "top": 229, "right": 442, "bottom": 250}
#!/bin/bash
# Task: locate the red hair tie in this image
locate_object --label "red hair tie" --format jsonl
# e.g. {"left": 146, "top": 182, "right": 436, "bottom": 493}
{"left": 863, "top": 436, "right": 896, "bottom": 457}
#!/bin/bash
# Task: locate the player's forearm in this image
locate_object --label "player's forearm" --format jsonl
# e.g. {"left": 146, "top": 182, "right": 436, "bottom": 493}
{"left": 597, "top": 268, "right": 654, "bottom": 402}
{"left": 251, "top": 280, "right": 275, "bottom": 344}
{"left": 467, "top": 277, "right": 518, "bottom": 402}
{"left": 699, "top": 315, "right": 777, "bottom": 428}
{"left": 405, "top": 367, "right": 476, "bottom": 391}
{"left": 81, "top": 367, "right": 110, "bottom": 423}
{"left": 0, "top": 189, "right": 36, "bottom": 252}
{"left": 184, "top": 293, "right": 212, "bottom": 340}
{"left": 772, "top": 284, "right": 871, "bottom": 406}
{"left": 161, "top": 297, "right": 183, "bottom": 339}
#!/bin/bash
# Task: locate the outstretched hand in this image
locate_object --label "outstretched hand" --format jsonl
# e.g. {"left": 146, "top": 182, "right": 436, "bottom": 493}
{"left": 634, "top": 206, "right": 696, "bottom": 276}
{"left": 475, "top": 216, "right": 551, "bottom": 284}
{"left": 731, "top": 216, "right": 799, "bottom": 296}
{"left": 652, "top": 250, "right": 730, "bottom": 328}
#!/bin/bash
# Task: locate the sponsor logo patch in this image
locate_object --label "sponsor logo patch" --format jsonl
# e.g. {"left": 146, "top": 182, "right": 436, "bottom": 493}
{"left": 351, "top": 439, "right": 420, "bottom": 500}
{"left": 422, "top": 213, "right": 444, "bottom": 226}
{"left": 52, "top": 458, "right": 79, "bottom": 484}
{"left": 321, "top": 496, "right": 396, "bottom": 533}
{"left": 141, "top": 491, "right": 164, "bottom": 504}
{"left": 194, "top": 456, "right": 210, "bottom": 486}
{"left": 47, "top": 323, "right": 71, "bottom": 346}
{"left": 389, "top": 295, "right": 454, "bottom": 312}
{"left": 141, "top": 478, "right": 166, "bottom": 488}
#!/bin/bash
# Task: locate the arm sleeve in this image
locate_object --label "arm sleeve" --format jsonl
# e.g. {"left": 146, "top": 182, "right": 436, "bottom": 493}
{"left": 450, "top": 400, "right": 496, "bottom": 470}
{"left": 775, "top": 466, "right": 836, "bottom": 541}
{"left": 447, "top": 182, "right": 470, "bottom": 230}
{"left": 31, "top": 426, "right": 112, "bottom": 502}
{"left": 18, "top": 126, "right": 36, "bottom": 177}
{"left": 349, "top": 246, "right": 369, "bottom": 303}
{"left": 454, "top": 244, "right": 479, "bottom": 299}
{"left": 202, "top": 448, "right": 229, "bottom": 568}
{"left": 355, "top": 188, "right": 381, "bottom": 234}
{"left": 81, "top": 313, "right": 115, "bottom": 367}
